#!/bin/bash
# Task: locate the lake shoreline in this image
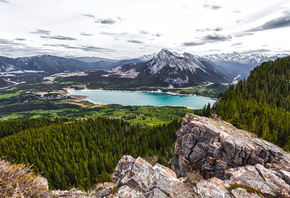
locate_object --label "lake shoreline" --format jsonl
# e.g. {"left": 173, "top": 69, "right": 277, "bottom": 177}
{"left": 67, "top": 88, "right": 216, "bottom": 109}
{"left": 65, "top": 88, "right": 217, "bottom": 100}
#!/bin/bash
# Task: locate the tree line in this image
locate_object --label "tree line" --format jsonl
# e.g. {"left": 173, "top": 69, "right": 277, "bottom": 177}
{"left": 216, "top": 56, "right": 290, "bottom": 151}
{"left": 0, "top": 117, "right": 180, "bottom": 190}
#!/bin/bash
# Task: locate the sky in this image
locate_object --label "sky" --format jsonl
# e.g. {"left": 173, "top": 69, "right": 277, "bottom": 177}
{"left": 0, "top": 0, "right": 290, "bottom": 59}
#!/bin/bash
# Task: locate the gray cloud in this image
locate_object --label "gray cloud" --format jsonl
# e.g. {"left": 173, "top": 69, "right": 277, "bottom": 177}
{"left": 242, "top": 49, "right": 272, "bottom": 54}
{"left": 0, "top": 38, "right": 24, "bottom": 45}
{"left": 203, "top": 34, "right": 231, "bottom": 42}
{"left": 231, "top": 42, "right": 243, "bottom": 46}
{"left": 95, "top": 18, "right": 116, "bottom": 24}
{"left": 196, "top": 27, "right": 223, "bottom": 32}
{"left": 234, "top": 32, "right": 254, "bottom": 37}
{"left": 248, "top": 13, "right": 290, "bottom": 32}
{"left": 203, "top": 3, "right": 222, "bottom": 10}
{"left": 80, "top": 45, "right": 115, "bottom": 52}
{"left": 43, "top": 44, "right": 78, "bottom": 49}
{"left": 139, "top": 30, "right": 161, "bottom": 37}
{"left": 127, "top": 40, "right": 144, "bottom": 44}
{"left": 30, "top": 29, "right": 51, "bottom": 35}
{"left": 14, "top": 38, "right": 27, "bottom": 41}
{"left": 44, "top": 43, "right": 115, "bottom": 52}
{"left": 182, "top": 34, "right": 231, "bottom": 47}
{"left": 41, "top": 35, "right": 77, "bottom": 41}
{"left": 82, "top": 14, "right": 96, "bottom": 19}
{"left": 182, "top": 42, "right": 204, "bottom": 46}
{"left": 139, "top": 30, "right": 149, "bottom": 35}
{"left": 100, "top": 32, "right": 128, "bottom": 37}
{"left": 80, "top": 32, "right": 93, "bottom": 36}
{"left": 0, "top": 0, "right": 9, "bottom": 3}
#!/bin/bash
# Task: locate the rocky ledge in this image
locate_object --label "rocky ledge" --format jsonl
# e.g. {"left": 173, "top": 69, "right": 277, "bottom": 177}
{"left": 97, "top": 114, "right": 290, "bottom": 197}
{"left": 172, "top": 113, "right": 290, "bottom": 179}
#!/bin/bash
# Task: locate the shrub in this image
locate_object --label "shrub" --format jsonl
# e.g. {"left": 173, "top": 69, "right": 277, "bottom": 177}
{"left": 0, "top": 159, "right": 50, "bottom": 197}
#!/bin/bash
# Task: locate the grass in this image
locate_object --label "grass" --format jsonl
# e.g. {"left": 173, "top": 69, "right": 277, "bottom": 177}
{"left": 0, "top": 103, "right": 195, "bottom": 126}
{"left": 228, "top": 184, "right": 264, "bottom": 197}
{"left": 0, "top": 158, "right": 51, "bottom": 197}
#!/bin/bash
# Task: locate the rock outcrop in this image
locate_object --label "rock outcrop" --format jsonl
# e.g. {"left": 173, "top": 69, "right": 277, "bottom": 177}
{"left": 96, "top": 155, "right": 195, "bottom": 198}
{"left": 172, "top": 113, "right": 290, "bottom": 179}
{"left": 96, "top": 114, "right": 290, "bottom": 197}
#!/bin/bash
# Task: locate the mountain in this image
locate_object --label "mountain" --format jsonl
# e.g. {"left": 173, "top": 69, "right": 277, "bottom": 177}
{"left": 0, "top": 55, "right": 97, "bottom": 74}
{"left": 203, "top": 52, "right": 289, "bottom": 81}
{"left": 112, "top": 49, "right": 229, "bottom": 87}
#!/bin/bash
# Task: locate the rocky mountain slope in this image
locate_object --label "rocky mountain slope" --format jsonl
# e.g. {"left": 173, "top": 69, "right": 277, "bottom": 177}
{"left": 95, "top": 114, "right": 290, "bottom": 198}
{"left": 111, "top": 49, "right": 229, "bottom": 87}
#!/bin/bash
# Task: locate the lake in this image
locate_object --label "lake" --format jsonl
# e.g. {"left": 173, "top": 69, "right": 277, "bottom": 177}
{"left": 69, "top": 89, "right": 216, "bottom": 109}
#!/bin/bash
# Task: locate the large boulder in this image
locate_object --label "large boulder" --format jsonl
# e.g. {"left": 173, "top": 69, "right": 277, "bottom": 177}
{"left": 194, "top": 164, "right": 290, "bottom": 197}
{"left": 172, "top": 114, "right": 290, "bottom": 179}
{"left": 109, "top": 155, "right": 180, "bottom": 197}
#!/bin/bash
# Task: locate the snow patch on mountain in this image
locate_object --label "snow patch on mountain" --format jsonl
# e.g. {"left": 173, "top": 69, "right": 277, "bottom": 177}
{"left": 147, "top": 49, "right": 207, "bottom": 75}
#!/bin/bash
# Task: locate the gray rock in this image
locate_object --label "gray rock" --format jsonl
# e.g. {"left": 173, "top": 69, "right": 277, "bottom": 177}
{"left": 182, "top": 133, "right": 196, "bottom": 157}
{"left": 224, "top": 164, "right": 290, "bottom": 197}
{"left": 112, "top": 155, "right": 136, "bottom": 183}
{"left": 215, "top": 160, "right": 227, "bottom": 170}
{"left": 189, "top": 142, "right": 207, "bottom": 163}
{"left": 116, "top": 185, "right": 144, "bottom": 198}
{"left": 279, "top": 169, "right": 290, "bottom": 185}
{"left": 208, "top": 141, "right": 222, "bottom": 158}
{"left": 144, "top": 187, "right": 168, "bottom": 198}
{"left": 33, "top": 176, "right": 49, "bottom": 190}
{"left": 95, "top": 182, "right": 114, "bottom": 198}
{"left": 195, "top": 177, "right": 232, "bottom": 198}
{"left": 152, "top": 163, "right": 177, "bottom": 194}
{"left": 108, "top": 156, "right": 188, "bottom": 197}
{"left": 121, "top": 157, "right": 154, "bottom": 192}
{"left": 172, "top": 114, "right": 290, "bottom": 179}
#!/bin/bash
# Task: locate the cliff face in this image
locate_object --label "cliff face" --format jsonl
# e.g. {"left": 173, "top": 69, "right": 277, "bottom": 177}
{"left": 98, "top": 114, "right": 290, "bottom": 198}
{"left": 171, "top": 113, "right": 290, "bottom": 197}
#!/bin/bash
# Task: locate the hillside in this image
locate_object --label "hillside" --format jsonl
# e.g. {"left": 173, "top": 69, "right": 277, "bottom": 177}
{"left": 216, "top": 56, "right": 290, "bottom": 151}
{"left": 0, "top": 117, "right": 181, "bottom": 190}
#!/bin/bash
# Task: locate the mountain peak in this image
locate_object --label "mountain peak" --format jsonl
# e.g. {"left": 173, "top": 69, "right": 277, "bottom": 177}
{"left": 157, "top": 48, "right": 175, "bottom": 58}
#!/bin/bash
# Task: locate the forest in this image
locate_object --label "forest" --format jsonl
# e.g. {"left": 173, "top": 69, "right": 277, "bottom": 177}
{"left": 0, "top": 117, "right": 181, "bottom": 190}
{"left": 216, "top": 56, "right": 290, "bottom": 151}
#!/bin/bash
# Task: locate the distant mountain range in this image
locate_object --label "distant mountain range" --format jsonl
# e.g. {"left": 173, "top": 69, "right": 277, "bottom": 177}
{"left": 0, "top": 50, "right": 288, "bottom": 87}
{"left": 202, "top": 52, "right": 289, "bottom": 81}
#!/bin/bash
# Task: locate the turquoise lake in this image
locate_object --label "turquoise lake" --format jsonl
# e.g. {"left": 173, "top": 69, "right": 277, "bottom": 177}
{"left": 69, "top": 90, "right": 216, "bottom": 109}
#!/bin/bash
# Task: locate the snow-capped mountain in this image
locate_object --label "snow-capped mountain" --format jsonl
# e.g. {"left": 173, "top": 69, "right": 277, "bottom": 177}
{"left": 202, "top": 52, "right": 289, "bottom": 81}
{"left": 111, "top": 49, "right": 229, "bottom": 87}
{"left": 139, "top": 53, "right": 157, "bottom": 62}
{"left": 203, "top": 52, "right": 289, "bottom": 66}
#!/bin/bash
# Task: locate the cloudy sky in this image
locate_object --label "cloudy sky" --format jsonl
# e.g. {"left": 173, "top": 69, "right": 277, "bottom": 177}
{"left": 0, "top": 0, "right": 290, "bottom": 59}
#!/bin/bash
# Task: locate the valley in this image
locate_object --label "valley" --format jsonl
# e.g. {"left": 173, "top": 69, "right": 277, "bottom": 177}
{"left": 0, "top": 49, "right": 289, "bottom": 196}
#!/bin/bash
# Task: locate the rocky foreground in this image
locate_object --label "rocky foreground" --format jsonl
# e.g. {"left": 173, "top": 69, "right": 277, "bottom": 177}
{"left": 26, "top": 114, "right": 290, "bottom": 197}
{"left": 95, "top": 114, "right": 290, "bottom": 198}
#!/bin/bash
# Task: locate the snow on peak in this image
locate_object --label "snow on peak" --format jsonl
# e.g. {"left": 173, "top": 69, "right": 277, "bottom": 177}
{"left": 139, "top": 53, "right": 157, "bottom": 62}
{"left": 147, "top": 49, "right": 207, "bottom": 75}
{"left": 203, "top": 52, "right": 289, "bottom": 65}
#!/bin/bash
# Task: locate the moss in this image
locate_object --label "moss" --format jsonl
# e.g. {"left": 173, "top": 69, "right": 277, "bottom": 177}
{"left": 228, "top": 184, "right": 264, "bottom": 198}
